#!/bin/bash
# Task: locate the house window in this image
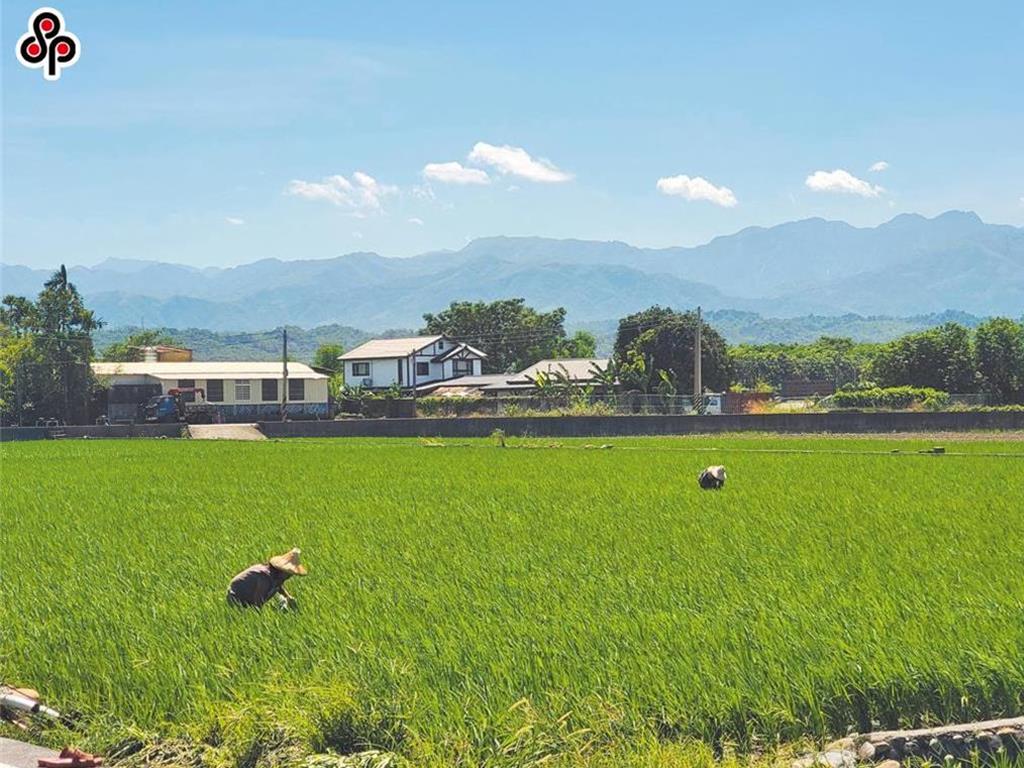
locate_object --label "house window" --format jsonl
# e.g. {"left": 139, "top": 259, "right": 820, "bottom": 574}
{"left": 262, "top": 379, "right": 278, "bottom": 402}
{"left": 207, "top": 379, "right": 224, "bottom": 402}
{"left": 288, "top": 378, "right": 305, "bottom": 401}
{"left": 454, "top": 359, "right": 473, "bottom": 376}
{"left": 352, "top": 362, "right": 370, "bottom": 377}
{"left": 437, "top": 341, "right": 444, "bottom": 350}
{"left": 177, "top": 379, "right": 196, "bottom": 402}
{"left": 235, "top": 379, "right": 251, "bottom": 401}
{"left": 416, "top": 362, "right": 429, "bottom": 377}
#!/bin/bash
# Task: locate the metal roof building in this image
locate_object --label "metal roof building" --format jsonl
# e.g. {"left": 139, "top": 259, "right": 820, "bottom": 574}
{"left": 91, "top": 361, "right": 329, "bottom": 423}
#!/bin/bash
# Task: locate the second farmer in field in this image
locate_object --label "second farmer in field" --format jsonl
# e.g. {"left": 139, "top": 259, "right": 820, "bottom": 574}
{"left": 227, "top": 548, "right": 307, "bottom": 609}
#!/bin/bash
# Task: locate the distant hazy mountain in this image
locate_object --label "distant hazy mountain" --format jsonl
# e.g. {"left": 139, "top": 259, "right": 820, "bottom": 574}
{"left": 90, "top": 311, "right": 990, "bottom": 362}
{"left": 2, "top": 211, "right": 1021, "bottom": 330}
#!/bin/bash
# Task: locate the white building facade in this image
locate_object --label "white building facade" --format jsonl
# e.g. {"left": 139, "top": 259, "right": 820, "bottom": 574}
{"left": 339, "top": 336, "right": 486, "bottom": 390}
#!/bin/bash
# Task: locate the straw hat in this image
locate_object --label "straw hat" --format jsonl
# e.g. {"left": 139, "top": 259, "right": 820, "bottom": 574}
{"left": 269, "top": 547, "right": 307, "bottom": 576}
{"left": 707, "top": 465, "right": 726, "bottom": 481}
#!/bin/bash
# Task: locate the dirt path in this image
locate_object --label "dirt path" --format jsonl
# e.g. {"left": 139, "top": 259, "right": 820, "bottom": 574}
{"left": 187, "top": 423, "right": 266, "bottom": 440}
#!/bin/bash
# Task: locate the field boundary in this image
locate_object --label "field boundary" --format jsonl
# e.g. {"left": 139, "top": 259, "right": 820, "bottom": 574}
{"left": 260, "top": 410, "right": 1024, "bottom": 439}
{"left": 4, "top": 411, "right": 1023, "bottom": 442}
{"left": 0, "top": 423, "right": 184, "bottom": 441}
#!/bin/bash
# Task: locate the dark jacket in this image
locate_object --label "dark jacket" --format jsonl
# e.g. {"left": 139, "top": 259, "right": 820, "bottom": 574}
{"left": 227, "top": 563, "right": 289, "bottom": 608}
{"left": 698, "top": 469, "right": 725, "bottom": 489}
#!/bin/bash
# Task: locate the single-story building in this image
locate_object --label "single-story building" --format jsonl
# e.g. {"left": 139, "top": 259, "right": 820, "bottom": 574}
{"left": 90, "top": 361, "right": 330, "bottom": 422}
{"left": 339, "top": 335, "right": 486, "bottom": 390}
{"left": 415, "top": 374, "right": 514, "bottom": 397}
{"left": 413, "top": 358, "right": 612, "bottom": 397}
{"left": 481, "top": 358, "right": 611, "bottom": 395}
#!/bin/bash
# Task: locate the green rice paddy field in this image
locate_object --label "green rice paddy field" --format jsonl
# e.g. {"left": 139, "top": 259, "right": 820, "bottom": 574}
{"left": 2, "top": 435, "right": 1024, "bottom": 767}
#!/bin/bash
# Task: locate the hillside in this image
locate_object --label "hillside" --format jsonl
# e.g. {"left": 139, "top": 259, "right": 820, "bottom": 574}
{"left": 91, "top": 311, "right": 991, "bottom": 362}
{"left": 3, "top": 211, "right": 1021, "bottom": 330}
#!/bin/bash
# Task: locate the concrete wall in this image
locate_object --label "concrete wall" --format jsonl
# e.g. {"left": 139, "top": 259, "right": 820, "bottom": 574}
{"left": 1, "top": 423, "right": 185, "bottom": 441}
{"left": 7, "top": 410, "right": 1021, "bottom": 442}
{"left": 260, "top": 410, "right": 1024, "bottom": 439}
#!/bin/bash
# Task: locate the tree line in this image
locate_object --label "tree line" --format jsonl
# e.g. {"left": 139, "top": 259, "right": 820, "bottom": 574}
{"left": 3, "top": 269, "right": 1022, "bottom": 425}
{"left": 730, "top": 320, "right": 1024, "bottom": 401}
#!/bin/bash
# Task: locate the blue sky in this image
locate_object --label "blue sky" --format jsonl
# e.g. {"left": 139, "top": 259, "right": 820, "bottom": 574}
{"left": 3, "top": 0, "right": 1022, "bottom": 268}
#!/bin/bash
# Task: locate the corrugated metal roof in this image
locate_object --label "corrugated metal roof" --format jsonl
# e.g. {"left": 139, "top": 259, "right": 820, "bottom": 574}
{"left": 90, "top": 362, "right": 328, "bottom": 380}
{"left": 509, "top": 358, "right": 610, "bottom": 383}
{"left": 416, "top": 374, "right": 511, "bottom": 393}
{"left": 339, "top": 336, "right": 444, "bottom": 360}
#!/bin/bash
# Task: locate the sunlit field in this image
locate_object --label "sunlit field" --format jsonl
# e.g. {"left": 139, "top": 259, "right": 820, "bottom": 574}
{"left": 3, "top": 436, "right": 1023, "bottom": 767}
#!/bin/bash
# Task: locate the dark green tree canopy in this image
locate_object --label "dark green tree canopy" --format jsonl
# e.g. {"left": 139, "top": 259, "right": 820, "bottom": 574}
{"left": 1, "top": 266, "right": 101, "bottom": 424}
{"left": 613, "top": 307, "right": 731, "bottom": 394}
{"left": 422, "top": 298, "right": 587, "bottom": 373}
{"left": 974, "top": 317, "right": 1024, "bottom": 401}
{"left": 312, "top": 343, "right": 345, "bottom": 374}
{"left": 870, "top": 322, "right": 976, "bottom": 393}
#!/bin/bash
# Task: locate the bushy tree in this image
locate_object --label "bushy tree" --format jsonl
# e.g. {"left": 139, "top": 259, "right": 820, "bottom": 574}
{"left": 312, "top": 343, "right": 345, "bottom": 374}
{"left": 312, "top": 343, "right": 345, "bottom": 400}
{"left": 1, "top": 267, "right": 101, "bottom": 424}
{"left": 870, "top": 322, "right": 975, "bottom": 393}
{"left": 974, "top": 317, "right": 1024, "bottom": 402}
{"left": 614, "top": 306, "right": 679, "bottom": 359}
{"left": 422, "top": 298, "right": 581, "bottom": 373}
{"left": 613, "top": 307, "right": 731, "bottom": 394}
{"left": 729, "top": 336, "right": 877, "bottom": 391}
{"left": 560, "top": 330, "right": 597, "bottom": 358}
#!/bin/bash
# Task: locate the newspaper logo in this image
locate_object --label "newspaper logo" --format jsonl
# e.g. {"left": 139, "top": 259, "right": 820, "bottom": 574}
{"left": 16, "top": 7, "right": 80, "bottom": 81}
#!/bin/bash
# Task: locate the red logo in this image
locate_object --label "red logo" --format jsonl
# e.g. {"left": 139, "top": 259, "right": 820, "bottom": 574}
{"left": 16, "top": 7, "right": 80, "bottom": 81}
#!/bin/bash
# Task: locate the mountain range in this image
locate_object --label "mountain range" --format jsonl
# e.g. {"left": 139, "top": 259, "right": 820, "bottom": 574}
{"left": 2, "top": 211, "right": 1021, "bottom": 331}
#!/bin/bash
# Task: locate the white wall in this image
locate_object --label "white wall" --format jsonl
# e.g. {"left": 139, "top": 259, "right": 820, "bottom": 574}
{"left": 344, "top": 338, "right": 484, "bottom": 389}
{"left": 345, "top": 359, "right": 401, "bottom": 388}
{"left": 150, "top": 376, "right": 328, "bottom": 404}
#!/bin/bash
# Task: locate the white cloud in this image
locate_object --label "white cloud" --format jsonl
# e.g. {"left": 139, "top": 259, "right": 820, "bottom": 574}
{"left": 1019, "top": 196, "right": 1024, "bottom": 207}
{"left": 467, "top": 142, "right": 572, "bottom": 183}
{"left": 285, "top": 171, "right": 397, "bottom": 215}
{"left": 225, "top": 216, "right": 245, "bottom": 225}
{"left": 422, "top": 161, "right": 490, "bottom": 185}
{"left": 408, "top": 217, "right": 424, "bottom": 226}
{"left": 352, "top": 231, "right": 363, "bottom": 239}
{"left": 805, "top": 169, "right": 883, "bottom": 197}
{"left": 869, "top": 160, "right": 889, "bottom": 172}
{"left": 656, "top": 174, "right": 737, "bottom": 207}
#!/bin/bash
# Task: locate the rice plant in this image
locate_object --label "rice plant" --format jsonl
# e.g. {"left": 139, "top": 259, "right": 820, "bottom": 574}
{"left": 2, "top": 436, "right": 1022, "bottom": 766}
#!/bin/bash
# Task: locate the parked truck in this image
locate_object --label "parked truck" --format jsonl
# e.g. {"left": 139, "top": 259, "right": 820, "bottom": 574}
{"left": 144, "top": 387, "right": 217, "bottom": 424}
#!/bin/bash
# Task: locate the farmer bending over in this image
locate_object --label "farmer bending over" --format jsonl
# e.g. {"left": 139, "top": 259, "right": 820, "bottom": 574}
{"left": 227, "top": 548, "right": 307, "bottom": 609}
{"left": 698, "top": 465, "right": 726, "bottom": 490}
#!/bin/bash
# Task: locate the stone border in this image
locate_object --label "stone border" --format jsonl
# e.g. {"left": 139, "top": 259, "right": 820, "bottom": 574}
{"left": 796, "top": 718, "right": 1024, "bottom": 768}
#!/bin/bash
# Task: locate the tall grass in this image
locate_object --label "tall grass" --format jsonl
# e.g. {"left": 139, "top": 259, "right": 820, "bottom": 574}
{"left": 2, "top": 437, "right": 1023, "bottom": 766}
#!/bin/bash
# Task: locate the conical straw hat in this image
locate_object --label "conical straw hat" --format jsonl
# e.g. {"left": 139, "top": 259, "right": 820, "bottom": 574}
{"left": 269, "top": 547, "right": 307, "bottom": 576}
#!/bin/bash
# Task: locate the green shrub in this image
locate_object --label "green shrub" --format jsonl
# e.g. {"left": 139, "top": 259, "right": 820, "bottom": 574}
{"left": 831, "top": 386, "right": 948, "bottom": 410}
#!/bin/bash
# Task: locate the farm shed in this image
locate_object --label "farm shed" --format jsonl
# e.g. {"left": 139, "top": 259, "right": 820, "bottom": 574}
{"left": 91, "top": 361, "right": 329, "bottom": 422}
{"left": 485, "top": 358, "right": 612, "bottom": 395}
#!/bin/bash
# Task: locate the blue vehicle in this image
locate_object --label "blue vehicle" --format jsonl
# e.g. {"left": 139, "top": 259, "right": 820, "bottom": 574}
{"left": 144, "top": 387, "right": 216, "bottom": 424}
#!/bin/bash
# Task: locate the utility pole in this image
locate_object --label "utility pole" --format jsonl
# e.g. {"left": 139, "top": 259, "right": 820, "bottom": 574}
{"left": 694, "top": 306, "right": 704, "bottom": 414}
{"left": 15, "top": 359, "right": 24, "bottom": 426}
{"left": 410, "top": 345, "right": 417, "bottom": 415}
{"left": 281, "top": 328, "right": 289, "bottom": 421}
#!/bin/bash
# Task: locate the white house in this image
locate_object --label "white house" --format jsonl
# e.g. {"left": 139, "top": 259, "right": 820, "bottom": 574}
{"left": 339, "top": 335, "right": 486, "bottom": 390}
{"left": 91, "top": 361, "right": 330, "bottom": 422}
